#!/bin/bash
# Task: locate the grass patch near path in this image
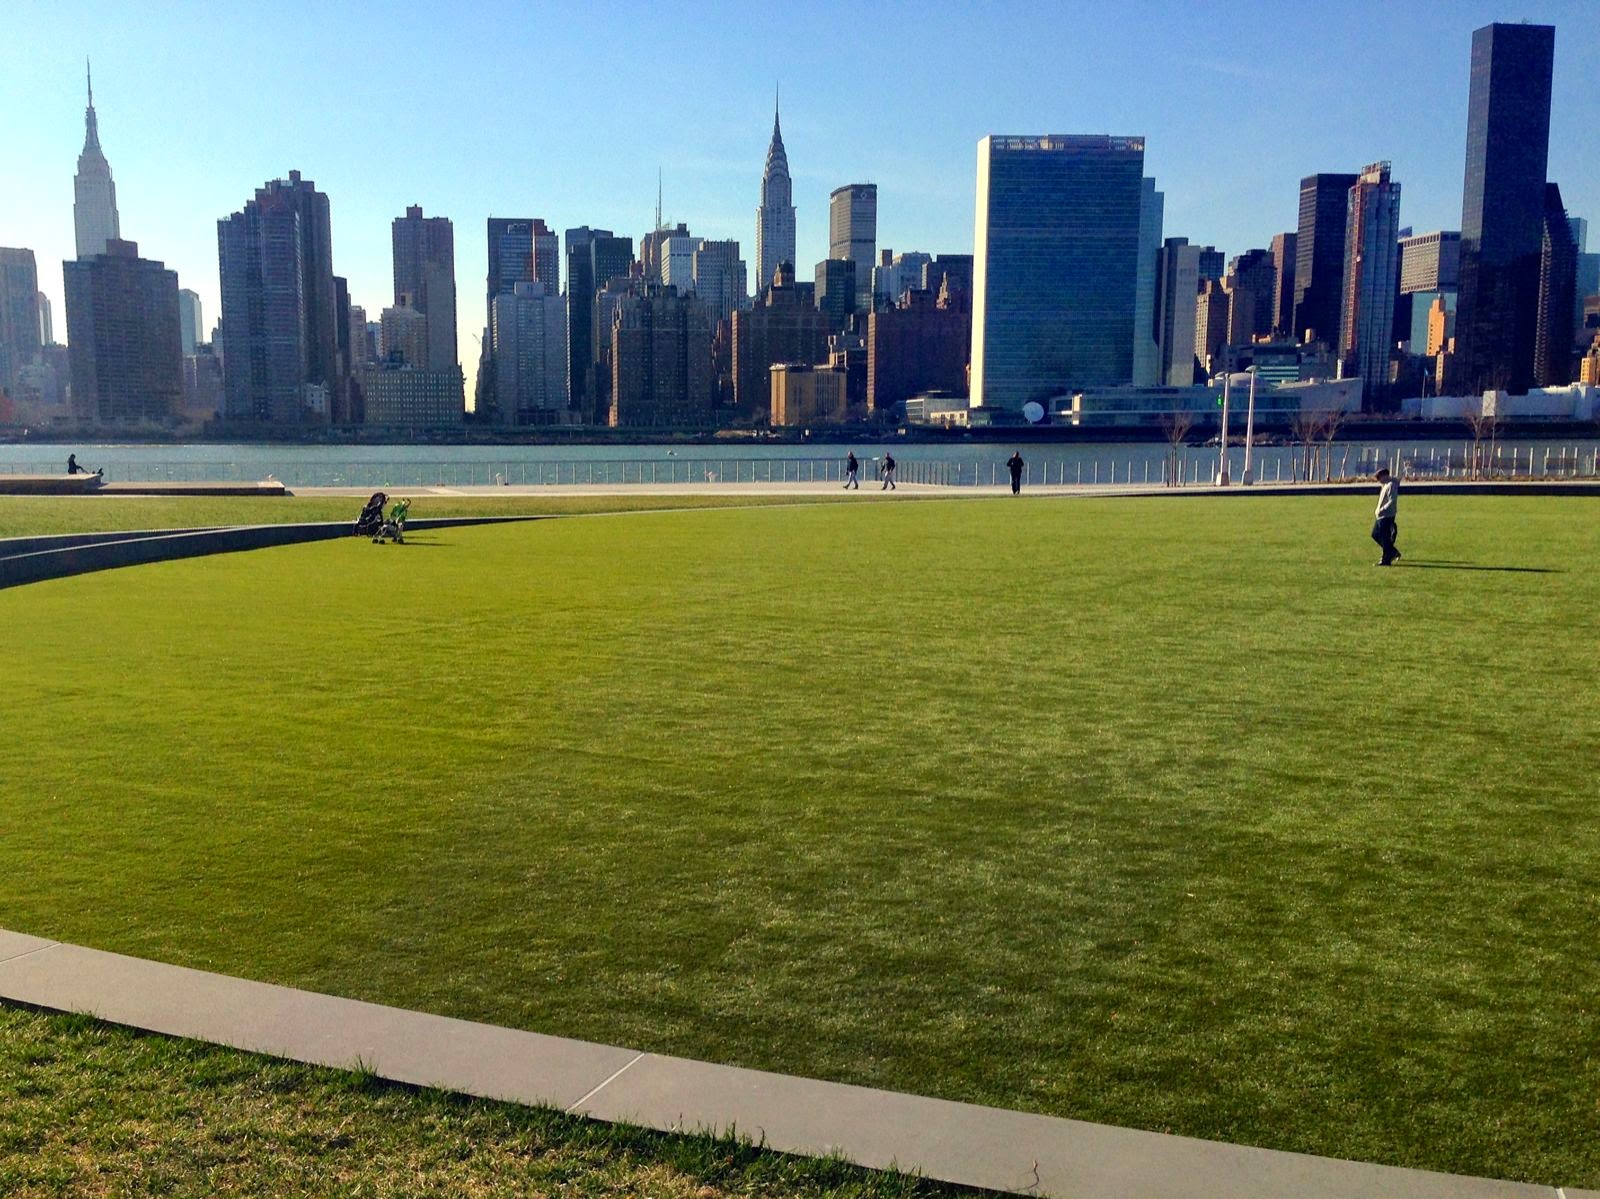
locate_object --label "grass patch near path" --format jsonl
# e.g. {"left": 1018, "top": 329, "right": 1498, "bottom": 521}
{"left": 1, "top": 495, "right": 1596, "bottom": 1185}
{"left": 0, "top": 1004, "right": 963, "bottom": 1198}
{"left": 0, "top": 492, "right": 866, "bottom": 540}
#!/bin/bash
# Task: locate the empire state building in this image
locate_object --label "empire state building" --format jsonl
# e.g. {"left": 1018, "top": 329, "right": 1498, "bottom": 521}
{"left": 755, "top": 97, "right": 795, "bottom": 296}
{"left": 74, "top": 63, "right": 121, "bottom": 259}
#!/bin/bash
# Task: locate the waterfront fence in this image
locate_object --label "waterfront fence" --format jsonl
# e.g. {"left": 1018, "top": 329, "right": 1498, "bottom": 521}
{"left": 2, "top": 444, "right": 1597, "bottom": 488}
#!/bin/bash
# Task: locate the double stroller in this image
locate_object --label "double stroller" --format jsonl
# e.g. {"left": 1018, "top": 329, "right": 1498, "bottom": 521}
{"left": 354, "top": 492, "right": 411, "bottom": 544}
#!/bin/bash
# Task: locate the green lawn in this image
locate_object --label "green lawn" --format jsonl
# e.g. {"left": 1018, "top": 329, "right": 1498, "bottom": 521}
{"left": 2, "top": 495, "right": 1596, "bottom": 1186}
{"left": 0, "top": 492, "right": 859, "bottom": 540}
{"left": 0, "top": 1005, "right": 958, "bottom": 1198}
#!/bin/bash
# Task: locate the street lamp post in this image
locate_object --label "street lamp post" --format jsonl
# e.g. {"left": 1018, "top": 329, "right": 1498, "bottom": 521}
{"left": 1215, "top": 372, "right": 1232, "bottom": 486}
{"left": 1241, "top": 366, "right": 1258, "bottom": 485}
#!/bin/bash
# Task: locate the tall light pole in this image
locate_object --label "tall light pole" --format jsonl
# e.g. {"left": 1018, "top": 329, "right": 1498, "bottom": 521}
{"left": 1215, "top": 371, "right": 1232, "bottom": 486}
{"left": 1241, "top": 366, "right": 1259, "bottom": 485}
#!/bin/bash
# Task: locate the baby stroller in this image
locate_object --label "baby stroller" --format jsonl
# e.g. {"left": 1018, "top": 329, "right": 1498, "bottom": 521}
{"left": 374, "top": 497, "right": 411, "bottom": 544}
{"left": 354, "top": 491, "right": 388, "bottom": 538}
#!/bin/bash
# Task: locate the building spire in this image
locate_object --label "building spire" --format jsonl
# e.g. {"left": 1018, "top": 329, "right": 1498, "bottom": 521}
{"left": 656, "top": 166, "right": 663, "bottom": 232}
{"left": 82, "top": 56, "right": 102, "bottom": 153}
{"left": 774, "top": 82, "right": 780, "bottom": 135}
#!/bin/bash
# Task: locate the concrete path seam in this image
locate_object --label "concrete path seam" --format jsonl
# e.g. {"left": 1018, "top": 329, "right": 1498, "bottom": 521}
{"left": 564, "top": 1051, "right": 648, "bottom": 1113}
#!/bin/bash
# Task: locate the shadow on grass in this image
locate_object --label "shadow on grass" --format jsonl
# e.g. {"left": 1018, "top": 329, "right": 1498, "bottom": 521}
{"left": 1397, "top": 561, "right": 1561, "bottom": 573}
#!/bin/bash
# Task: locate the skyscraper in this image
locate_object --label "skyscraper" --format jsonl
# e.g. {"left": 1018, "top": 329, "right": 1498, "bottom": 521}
{"left": 63, "top": 239, "right": 182, "bottom": 426}
{"left": 487, "top": 218, "right": 536, "bottom": 316}
{"left": 1134, "top": 177, "right": 1165, "bottom": 386}
{"left": 691, "top": 239, "right": 747, "bottom": 325}
{"left": 177, "top": 288, "right": 202, "bottom": 355}
{"left": 73, "top": 63, "right": 120, "bottom": 259}
{"left": 564, "top": 228, "right": 635, "bottom": 421}
{"left": 610, "top": 284, "right": 713, "bottom": 428}
{"left": 921, "top": 255, "right": 974, "bottom": 311}
{"left": 1269, "top": 232, "right": 1297, "bottom": 337}
{"left": 1339, "top": 162, "right": 1403, "bottom": 405}
{"left": 814, "top": 258, "right": 857, "bottom": 333}
{"left": 392, "top": 205, "right": 458, "bottom": 372}
{"left": 1398, "top": 231, "right": 1462, "bottom": 354}
{"left": 829, "top": 184, "right": 877, "bottom": 310}
{"left": 0, "top": 248, "right": 42, "bottom": 397}
{"left": 491, "top": 281, "right": 568, "bottom": 424}
{"left": 755, "top": 99, "right": 796, "bottom": 296}
{"left": 1225, "top": 249, "right": 1277, "bottom": 346}
{"left": 1292, "top": 173, "right": 1359, "bottom": 347}
{"left": 217, "top": 172, "right": 340, "bottom": 424}
{"left": 1455, "top": 22, "right": 1556, "bottom": 394}
{"left": 36, "top": 291, "right": 53, "bottom": 346}
{"left": 1534, "top": 183, "right": 1577, "bottom": 386}
{"left": 1155, "top": 237, "right": 1201, "bottom": 386}
{"left": 970, "top": 134, "right": 1146, "bottom": 410}
{"left": 641, "top": 222, "right": 691, "bottom": 284}
{"left": 873, "top": 251, "right": 932, "bottom": 307}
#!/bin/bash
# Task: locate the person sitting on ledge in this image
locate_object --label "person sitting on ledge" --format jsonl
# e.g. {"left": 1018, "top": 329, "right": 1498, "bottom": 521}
{"left": 66, "top": 453, "right": 83, "bottom": 475}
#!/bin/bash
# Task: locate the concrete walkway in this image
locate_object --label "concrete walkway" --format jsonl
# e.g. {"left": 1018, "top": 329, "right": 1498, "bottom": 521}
{"left": 1, "top": 929, "right": 1583, "bottom": 1198}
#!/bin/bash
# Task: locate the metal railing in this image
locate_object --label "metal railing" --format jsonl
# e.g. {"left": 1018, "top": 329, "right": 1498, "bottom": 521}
{"left": 3, "top": 444, "right": 1597, "bottom": 488}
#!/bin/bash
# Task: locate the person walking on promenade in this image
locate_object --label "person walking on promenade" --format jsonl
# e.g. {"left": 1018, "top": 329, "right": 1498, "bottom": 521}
{"left": 1371, "top": 466, "right": 1401, "bottom": 566}
{"left": 881, "top": 452, "right": 897, "bottom": 490}
{"left": 844, "top": 451, "right": 860, "bottom": 489}
{"left": 1007, "top": 452, "right": 1025, "bottom": 495}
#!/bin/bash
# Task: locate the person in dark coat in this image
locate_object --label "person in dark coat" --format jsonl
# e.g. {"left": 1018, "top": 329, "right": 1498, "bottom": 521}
{"left": 66, "top": 453, "right": 83, "bottom": 475}
{"left": 1007, "top": 452, "right": 1025, "bottom": 494}
{"left": 881, "top": 452, "right": 897, "bottom": 490}
{"left": 1371, "top": 467, "right": 1401, "bottom": 566}
{"left": 844, "top": 451, "right": 859, "bottom": 489}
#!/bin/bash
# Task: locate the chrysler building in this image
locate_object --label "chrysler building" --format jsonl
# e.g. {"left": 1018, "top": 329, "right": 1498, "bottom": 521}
{"left": 755, "top": 94, "right": 795, "bottom": 296}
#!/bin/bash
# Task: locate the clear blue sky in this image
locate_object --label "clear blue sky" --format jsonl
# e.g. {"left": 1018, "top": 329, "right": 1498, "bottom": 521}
{"left": 3, "top": 0, "right": 1594, "bottom": 401}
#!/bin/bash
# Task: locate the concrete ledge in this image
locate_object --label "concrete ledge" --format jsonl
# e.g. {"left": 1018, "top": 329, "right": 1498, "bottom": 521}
{"left": 0, "top": 516, "right": 545, "bottom": 590}
{"left": 0, "top": 473, "right": 104, "bottom": 495}
{"left": 0, "top": 930, "right": 1570, "bottom": 1198}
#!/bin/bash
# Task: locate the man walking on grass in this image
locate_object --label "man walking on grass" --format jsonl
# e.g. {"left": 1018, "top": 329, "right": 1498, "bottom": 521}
{"left": 1372, "top": 466, "right": 1401, "bottom": 566}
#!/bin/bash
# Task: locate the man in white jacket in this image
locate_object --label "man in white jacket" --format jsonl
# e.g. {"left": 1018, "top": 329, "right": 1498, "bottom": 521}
{"left": 1371, "top": 467, "right": 1401, "bottom": 566}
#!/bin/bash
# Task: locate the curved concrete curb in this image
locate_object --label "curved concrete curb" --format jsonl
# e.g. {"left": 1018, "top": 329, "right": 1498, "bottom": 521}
{"left": 0, "top": 516, "right": 546, "bottom": 590}
{"left": 0, "top": 930, "right": 1573, "bottom": 1199}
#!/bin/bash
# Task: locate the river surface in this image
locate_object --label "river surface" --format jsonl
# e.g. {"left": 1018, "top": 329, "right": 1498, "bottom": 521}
{"left": 2, "top": 439, "right": 1597, "bottom": 487}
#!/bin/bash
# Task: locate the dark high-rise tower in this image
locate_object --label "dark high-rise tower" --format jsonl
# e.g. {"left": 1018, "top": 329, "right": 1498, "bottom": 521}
{"left": 1292, "top": 173, "right": 1358, "bottom": 347}
{"left": 1269, "top": 232, "right": 1297, "bottom": 337}
{"left": 1535, "top": 183, "right": 1578, "bottom": 386}
{"left": 391, "top": 205, "right": 458, "bottom": 372}
{"left": 1455, "top": 22, "right": 1555, "bottom": 394}
{"left": 64, "top": 239, "right": 182, "bottom": 426}
{"left": 217, "top": 172, "right": 340, "bottom": 423}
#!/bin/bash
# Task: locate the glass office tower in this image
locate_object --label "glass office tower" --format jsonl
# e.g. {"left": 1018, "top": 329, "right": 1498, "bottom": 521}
{"left": 970, "top": 135, "right": 1145, "bottom": 411}
{"left": 1455, "top": 22, "right": 1555, "bottom": 394}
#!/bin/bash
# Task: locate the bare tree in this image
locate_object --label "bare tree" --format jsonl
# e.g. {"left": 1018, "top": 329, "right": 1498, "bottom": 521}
{"left": 1316, "top": 409, "right": 1346, "bottom": 481}
{"left": 1462, "top": 406, "right": 1500, "bottom": 479}
{"left": 1289, "top": 407, "right": 1321, "bottom": 481}
{"left": 1158, "top": 408, "right": 1196, "bottom": 487}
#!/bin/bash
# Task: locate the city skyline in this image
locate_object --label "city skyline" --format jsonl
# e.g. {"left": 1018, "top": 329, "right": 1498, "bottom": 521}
{"left": 2, "top": 1, "right": 1595, "bottom": 406}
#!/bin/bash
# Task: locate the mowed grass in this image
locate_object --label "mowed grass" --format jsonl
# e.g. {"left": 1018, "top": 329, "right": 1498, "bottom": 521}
{"left": 0, "top": 491, "right": 860, "bottom": 540}
{"left": 1, "top": 495, "right": 1596, "bottom": 1185}
{"left": 0, "top": 1005, "right": 961, "bottom": 1199}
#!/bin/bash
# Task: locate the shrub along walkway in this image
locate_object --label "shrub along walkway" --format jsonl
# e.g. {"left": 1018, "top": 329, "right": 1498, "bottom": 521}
{"left": 0, "top": 928, "right": 1578, "bottom": 1199}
